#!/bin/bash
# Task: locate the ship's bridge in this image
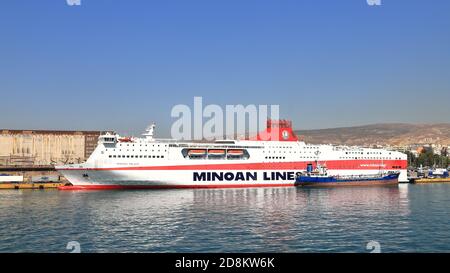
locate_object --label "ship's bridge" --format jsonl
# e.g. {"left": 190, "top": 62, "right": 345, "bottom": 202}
{"left": 98, "top": 132, "right": 117, "bottom": 144}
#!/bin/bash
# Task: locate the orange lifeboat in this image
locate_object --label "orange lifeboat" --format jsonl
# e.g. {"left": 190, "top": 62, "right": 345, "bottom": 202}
{"left": 208, "top": 149, "right": 226, "bottom": 156}
{"left": 118, "top": 137, "right": 133, "bottom": 143}
{"left": 188, "top": 149, "right": 207, "bottom": 156}
{"left": 227, "top": 149, "right": 244, "bottom": 156}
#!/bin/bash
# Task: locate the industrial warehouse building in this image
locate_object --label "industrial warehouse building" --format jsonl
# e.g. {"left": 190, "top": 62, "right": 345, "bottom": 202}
{"left": 0, "top": 129, "right": 103, "bottom": 166}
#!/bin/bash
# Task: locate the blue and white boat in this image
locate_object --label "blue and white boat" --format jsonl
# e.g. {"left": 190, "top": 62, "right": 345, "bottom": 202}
{"left": 295, "top": 164, "right": 400, "bottom": 187}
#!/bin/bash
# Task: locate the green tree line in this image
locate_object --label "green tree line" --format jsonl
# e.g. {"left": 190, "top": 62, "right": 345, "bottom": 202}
{"left": 405, "top": 150, "right": 450, "bottom": 168}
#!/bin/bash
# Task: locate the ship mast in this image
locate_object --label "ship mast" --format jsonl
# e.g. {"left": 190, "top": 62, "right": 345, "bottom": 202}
{"left": 143, "top": 123, "right": 156, "bottom": 141}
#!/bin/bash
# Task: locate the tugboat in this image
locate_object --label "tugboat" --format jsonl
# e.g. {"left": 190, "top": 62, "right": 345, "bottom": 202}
{"left": 295, "top": 164, "right": 400, "bottom": 187}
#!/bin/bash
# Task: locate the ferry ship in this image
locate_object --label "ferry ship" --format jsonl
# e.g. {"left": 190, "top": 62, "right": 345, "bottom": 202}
{"left": 56, "top": 120, "right": 408, "bottom": 190}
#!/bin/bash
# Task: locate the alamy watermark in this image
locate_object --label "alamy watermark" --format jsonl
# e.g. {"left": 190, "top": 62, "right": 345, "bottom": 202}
{"left": 66, "top": 0, "right": 81, "bottom": 6}
{"left": 66, "top": 241, "right": 81, "bottom": 253}
{"left": 367, "top": 0, "right": 382, "bottom": 6}
{"left": 66, "top": 0, "right": 81, "bottom": 5}
{"left": 171, "top": 97, "right": 280, "bottom": 141}
{"left": 366, "top": 241, "right": 381, "bottom": 253}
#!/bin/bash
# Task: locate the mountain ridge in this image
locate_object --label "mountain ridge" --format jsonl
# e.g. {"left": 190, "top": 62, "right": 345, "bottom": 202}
{"left": 294, "top": 123, "right": 450, "bottom": 146}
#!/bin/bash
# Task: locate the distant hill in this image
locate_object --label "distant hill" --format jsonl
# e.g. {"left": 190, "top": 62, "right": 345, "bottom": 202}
{"left": 295, "top": 123, "right": 450, "bottom": 146}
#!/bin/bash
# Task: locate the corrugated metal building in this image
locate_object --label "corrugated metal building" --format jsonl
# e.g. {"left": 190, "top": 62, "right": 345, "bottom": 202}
{"left": 0, "top": 129, "right": 103, "bottom": 166}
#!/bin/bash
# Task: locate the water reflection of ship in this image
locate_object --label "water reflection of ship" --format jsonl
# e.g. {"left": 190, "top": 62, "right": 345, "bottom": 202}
{"left": 192, "top": 187, "right": 411, "bottom": 251}
{"left": 62, "top": 190, "right": 198, "bottom": 250}
{"left": 59, "top": 186, "right": 411, "bottom": 252}
{"left": 298, "top": 186, "right": 410, "bottom": 217}
{"left": 69, "top": 190, "right": 195, "bottom": 214}
{"left": 192, "top": 188, "right": 303, "bottom": 251}
{"left": 193, "top": 187, "right": 299, "bottom": 207}
{"left": 59, "top": 190, "right": 195, "bottom": 233}
{"left": 191, "top": 186, "right": 409, "bottom": 214}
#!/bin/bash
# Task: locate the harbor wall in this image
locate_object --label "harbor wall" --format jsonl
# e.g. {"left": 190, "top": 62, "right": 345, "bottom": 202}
{"left": 0, "top": 170, "right": 66, "bottom": 183}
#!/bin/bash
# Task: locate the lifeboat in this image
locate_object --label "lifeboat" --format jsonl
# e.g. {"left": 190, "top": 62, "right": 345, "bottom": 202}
{"left": 208, "top": 149, "right": 226, "bottom": 156}
{"left": 227, "top": 149, "right": 244, "bottom": 156}
{"left": 188, "top": 149, "right": 207, "bottom": 156}
{"left": 118, "top": 137, "right": 133, "bottom": 143}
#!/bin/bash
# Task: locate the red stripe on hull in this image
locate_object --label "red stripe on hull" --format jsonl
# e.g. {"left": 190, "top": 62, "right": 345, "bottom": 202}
{"left": 57, "top": 160, "right": 407, "bottom": 171}
{"left": 58, "top": 183, "right": 294, "bottom": 191}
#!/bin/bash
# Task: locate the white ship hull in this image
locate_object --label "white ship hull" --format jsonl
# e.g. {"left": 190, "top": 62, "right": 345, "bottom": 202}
{"left": 58, "top": 165, "right": 407, "bottom": 190}
{"left": 58, "top": 169, "right": 298, "bottom": 189}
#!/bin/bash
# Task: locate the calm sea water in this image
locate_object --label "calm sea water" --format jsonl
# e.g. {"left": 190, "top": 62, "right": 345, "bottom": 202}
{"left": 0, "top": 184, "right": 449, "bottom": 253}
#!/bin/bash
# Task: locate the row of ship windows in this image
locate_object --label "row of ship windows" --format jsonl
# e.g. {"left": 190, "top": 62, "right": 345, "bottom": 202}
{"left": 118, "top": 144, "right": 168, "bottom": 147}
{"left": 339, "top": 157, "right": 402, "bottom": 160}
{"left": 345, "top": 151, "right": 390, "bottom": 155}
{"left": 264, "top": 150, "right": 392, "bottom": 155}
{"left": 108, "top": 155, "right": 165, "bottom": 159}
{"left": 264, "top": 151, "right": 317, "bottom": 154}
{"left": 266, "top": 146, "right": 318, "bottom": 149}
{"left": 265, "top": 156, "right": 287, "bottom": 160}
{"left": 263, "top": 156, "right": 402, "bottom": 160}
{"left": 265, "top": 156, "right": 320, "bottom": 160}
{"left": 106, "top": 149, "right": 167, "bottom": 153}
{"left": 264, "top": 156, "right": 322, "bottom": 160}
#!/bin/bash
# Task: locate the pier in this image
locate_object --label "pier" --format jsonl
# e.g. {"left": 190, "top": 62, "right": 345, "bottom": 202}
{"left": 0, "top": 165, "right": 67, "bottom": 189}
{"left": 412, "top": 177, "right": 450, "bottom": 184}
{"left": 0, "top": 182, "right": 65, "bottom": 190}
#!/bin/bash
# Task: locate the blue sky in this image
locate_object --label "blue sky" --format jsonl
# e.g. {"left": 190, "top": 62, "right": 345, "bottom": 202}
{"left": 1, "top": 0, "right": 449, "bottom": 136}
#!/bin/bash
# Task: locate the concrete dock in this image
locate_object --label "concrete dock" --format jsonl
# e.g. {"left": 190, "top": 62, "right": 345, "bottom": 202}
{"left": 0, "top": 166, "right": 68, "bottom": 189}
{"left": 413, "top": 177, "right": 450, "bottom": 184}
{"left": 0, "top": 182, "right": 65, "bottom": 190}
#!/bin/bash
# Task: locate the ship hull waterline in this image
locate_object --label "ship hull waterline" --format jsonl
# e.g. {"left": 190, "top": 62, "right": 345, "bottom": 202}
{"left": 57, "top": 168, "right": 405, "bottom": 190}
{"left": 57, "top": 168, "right": 299, "bottom": 190}
{"left": 295, "top": 174, "right": 399, "bottom": 187}
{"left": 295, "top": 178, "right": 398, "bottom": 187}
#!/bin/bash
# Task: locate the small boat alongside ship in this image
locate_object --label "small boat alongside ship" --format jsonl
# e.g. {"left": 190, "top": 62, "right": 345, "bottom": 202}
{"left": 295, "top": 164, "right": 400, "bottom": 187}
